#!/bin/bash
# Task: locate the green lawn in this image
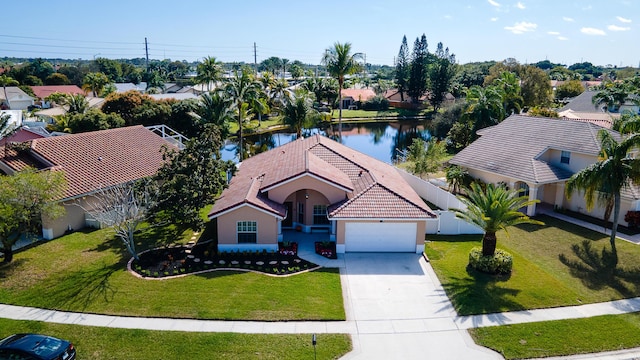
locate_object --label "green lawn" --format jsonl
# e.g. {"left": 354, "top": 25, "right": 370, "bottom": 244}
{"left": 0, "top": 225, "right": 345, "bottom": 321}
{"left": 469, "top": 312, "right": 640, "bottom": 359}
{"left": 425, "top": 215, "right": 640, "bottom": 315}
{"left": 0, "top": 318, "right": 352, "bottom": 360}
{"left": 331, "top": 109, "right": 430, "bottom": 119}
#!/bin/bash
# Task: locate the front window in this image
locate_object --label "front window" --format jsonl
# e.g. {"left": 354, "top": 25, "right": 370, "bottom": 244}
{"left": 561, "top": 150, "right": 570, "bottom": 164}
{"left": 518, "top": 182, "right": 530, "bottom": 197}
{"left": 298, "top": 203, "right": 304, "bottom": 223}
{"left": 313, "top": 205, "right": 329, "bottom": 225}
{"left": 237, "top": 221, "right": 257, "bottom": 243}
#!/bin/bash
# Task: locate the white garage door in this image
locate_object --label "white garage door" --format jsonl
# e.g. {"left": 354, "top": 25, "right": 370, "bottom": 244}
{"left": 345, "top": 222, "right": 417, "bottom": 252}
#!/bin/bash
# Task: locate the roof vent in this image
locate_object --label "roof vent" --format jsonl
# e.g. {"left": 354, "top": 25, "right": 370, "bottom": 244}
{"left": 98, "top": 156, "right": 103, "bottom": 161}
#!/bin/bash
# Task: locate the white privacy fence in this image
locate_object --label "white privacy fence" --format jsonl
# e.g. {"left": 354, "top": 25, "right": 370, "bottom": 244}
{"left": 397, "top": 169, "right": 484, "bottom": 235}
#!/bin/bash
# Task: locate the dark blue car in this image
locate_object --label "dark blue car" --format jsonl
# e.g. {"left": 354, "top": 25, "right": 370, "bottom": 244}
{"left": 0, "top": 334, "right": 76, "bottom": 360}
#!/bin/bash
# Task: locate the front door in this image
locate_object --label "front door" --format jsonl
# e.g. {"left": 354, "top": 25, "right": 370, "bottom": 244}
{"left": 283, "top": 202, "right": 293, "bottom": 227}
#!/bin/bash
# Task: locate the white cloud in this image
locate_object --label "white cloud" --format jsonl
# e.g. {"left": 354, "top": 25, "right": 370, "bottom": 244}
{"left": 558, "top": 36, "right": 569, "bottom": 41}
{"left": 504, "top": 21, "right": 537, "bottom": 34}
{"left": 608, "top": 24, "right": 631, "bottom": 31}
{"left": 491, "top": 17, "right": 499, "bottom": 22}
{"left": 516, "top": 2, "right": 525, "bottom": 9}
{"left": 563, "top": 16, "right": 575, "bottom": 22}
{"left": 444, "top": 14, "right": 452, "bottom": 19}
{"left": 617, "top": 16, "right": 632, "bottom": 23}
{"left": 547, "top": 31, "right": 560, "bottom": 35}
{"left": 488, "top": 0, "right": 501, "bottom": 7}
{"left": 581, "top": 27, "right": 606, "bottom": 35}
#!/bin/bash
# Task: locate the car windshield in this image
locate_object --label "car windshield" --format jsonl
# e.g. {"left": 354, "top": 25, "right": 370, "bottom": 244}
{"left": 31, "top": 337, "right": 64, "bottom": 357}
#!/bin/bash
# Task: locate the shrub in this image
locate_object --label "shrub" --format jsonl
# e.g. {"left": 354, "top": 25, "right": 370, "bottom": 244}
{"left": 468, "top": 247, "right": 513, "bottom": 274}
{"left": 362, "top": 95, "right": 389, "bottom": 111}
{"left": 624, "top": 211, "right": 640, "bottom": 228}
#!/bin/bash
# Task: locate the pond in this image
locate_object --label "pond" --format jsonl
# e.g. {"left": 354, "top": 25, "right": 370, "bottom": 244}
{"left": 221, "top": 121, "right": 432, "bottom": 163}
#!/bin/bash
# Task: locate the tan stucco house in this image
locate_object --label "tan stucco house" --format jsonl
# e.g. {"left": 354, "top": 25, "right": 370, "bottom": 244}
{"left": 209, "top": 134, "right": 436, "bottom": 253}
{"left": 450, "top": 115, "right": 640, "bottom": 226}
{"left": 0, "top": 125, "right": 176, "bottom": 239}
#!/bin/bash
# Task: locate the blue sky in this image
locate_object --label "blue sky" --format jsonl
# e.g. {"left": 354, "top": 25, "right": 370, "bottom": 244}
{"left": 1, "top": 0, "right": 638, "bottom": 67}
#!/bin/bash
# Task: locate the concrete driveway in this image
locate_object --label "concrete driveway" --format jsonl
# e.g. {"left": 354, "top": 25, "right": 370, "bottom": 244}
{"left": 340, "top": 253, "right": 501, "bottom": 360}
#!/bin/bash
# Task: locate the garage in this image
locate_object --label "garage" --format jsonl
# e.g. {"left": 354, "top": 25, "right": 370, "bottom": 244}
{"left": 344, "top": 222, "right": 417, "bottom": 252}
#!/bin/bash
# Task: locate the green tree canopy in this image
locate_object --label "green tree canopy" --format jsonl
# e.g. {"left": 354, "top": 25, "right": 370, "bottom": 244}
{"left": 408, "top": 34, "right": 429, "bottom": 104}
{"left": 395, "top": 35, "right": 410, "bottom": 102}
{"left": 83, "top": 72, "right": 110, "bottom": 97}
{"left": 149, "top": 126, "right": 231, "bottom": 233}
{"left": 0, "top": 168, "right": 66, "bottom": 263}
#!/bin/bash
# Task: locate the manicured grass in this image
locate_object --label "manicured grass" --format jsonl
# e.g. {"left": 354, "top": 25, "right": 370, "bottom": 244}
{"left": 0, "top": 318, "right": 352, "bottom": 360}
{"left": 0, "top": 225, "right": 345, "bottom": 321}
{"left": 469, "top": 312, "right": 640, "bottom": 359}
{"left": 228, "top": 117, "right": 284, "bottom": 134}
{"left": 330, "top": 109, "right": 430, "bottom": 119}
{"left": 425, "top": 215, "right": 640, "bottom": 315}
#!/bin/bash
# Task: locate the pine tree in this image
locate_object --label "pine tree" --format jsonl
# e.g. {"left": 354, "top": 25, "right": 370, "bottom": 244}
{"left": 395, "top": 36, "right": 410, "bottom": 102}
{"left": 408, "top": 34, "right": 429, "bottom": 104}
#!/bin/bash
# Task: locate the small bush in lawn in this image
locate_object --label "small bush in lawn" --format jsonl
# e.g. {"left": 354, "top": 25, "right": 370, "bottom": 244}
{"left": 468, "top": 247, "right": 513, "bottom": 274}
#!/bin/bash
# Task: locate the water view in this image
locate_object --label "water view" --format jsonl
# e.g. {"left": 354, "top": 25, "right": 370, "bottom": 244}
{"left": 221, "top": 121, "right": 432, "bottom": 163}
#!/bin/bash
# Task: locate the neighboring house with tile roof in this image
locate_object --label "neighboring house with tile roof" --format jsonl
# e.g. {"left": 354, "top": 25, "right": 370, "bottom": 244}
{"left": 30, "top": 85, "right": 85, "bottom": 101}
{"left": 209, "top": 134, "right": 436, "bottom": 253}
{"left": 450, "top": 115, "right": 640, "bottom": 225}
{"left": 340, "top": 88, "right": 376, "bottom": 109}
{"left": 0, "top": 125, "right": 176, "bottom": 239}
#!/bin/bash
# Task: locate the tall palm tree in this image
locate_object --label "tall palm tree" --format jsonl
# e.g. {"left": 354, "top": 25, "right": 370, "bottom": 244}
{"left": 454, "top": 183, "right": 543, "bottom": 256}
{"left": 566, "top": 129, "right": 640, "bottom": 267}
{"left": 322, "top": 42, "right": 363, "bottom": 142}
{"left": 82, "top": 72, "right": 110, "bottom": 97}
{"left": 223, "top": 69, "right": 262, "bottom": 161}
{"left": 282, "top": 91, "right": 318, "bottom": 139}
{"left": 492, "top": 71, "right": 523, "bottom": 116}
{"left": 463, "top": 85, "right": 506, "bottom": 135}
{"left": 281, "top": 58, "right": 289, "bottom": 79}
{"left": 196, "top": 56, "right": 223, "bottom": 92}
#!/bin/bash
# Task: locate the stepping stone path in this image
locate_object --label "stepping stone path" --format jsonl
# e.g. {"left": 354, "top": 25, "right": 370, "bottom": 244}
{"left": 281, "top": 261, "right": 289, "bottom": 265}
{"left": 193, "top": 258, "right": 200, "bottom": 263}
{"left": 244, "top": 261, "right": 251, "bottom": 265}
{"left": 204, "top": 260, "right": 213, "bottom": 265}
{"left": 269, "top": 261, "right": 278, "bottom": 265}
{"left": 294, "top": 259, "right": 301, "bottom": 263}
{"left": 185, "top": 249, "right": 192, "bottom": 254}
{"left": 231, "top": 261, "right": 239, "bottom": 265}
{"left": 256, "top": 261, "right": 264, "bottom": 265}
{"left": 219, "top": 260, "right": 226, "bottom": 265}
{"left": 187, "top": 255, "right": 194, "bottom": 259}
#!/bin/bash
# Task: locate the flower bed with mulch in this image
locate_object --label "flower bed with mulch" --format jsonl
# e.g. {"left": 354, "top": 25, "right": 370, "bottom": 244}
{"left": 130, "top": 241, "right": 317, "bottom": 278}
{"left": 315, "top": 241, "right": 337, "bottom": 259}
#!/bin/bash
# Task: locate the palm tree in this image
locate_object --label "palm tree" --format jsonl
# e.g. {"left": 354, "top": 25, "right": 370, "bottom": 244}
{"left": 592, "top": 82, "right": 631, "bottom": 113}
{"left": 281, "top": 58, "right": 289, "bottom": 79}
{"left": 196, "top": 56, "right": 223, "bottom": 92}
{"left": 82, "top": 72, "right": 110, "bottom": 97}
{"left": 223, "top": 69, "right": 262, "bottom": 161}
{"left": 322, "top": 42, "right": 363, "bottom": 142}
{"left": 195, "top": 92, "right": 234, "bottom": 139}
{"left": 282, "top": 91, "right": 318, "bottom": 138}
{"left": 492, "top": 71, "right": 523, "bottom": 116}
{"left": 566, "top": 129, "right": 640, "bottom": 267}
{"left": 454, "top": 183, "right": 543, "bottom": 256}
{"left": 64, "top": 94, "right": 89, "bottom": 114}
{"left": 463, "top": 85, "right": 506, "bottom": 135}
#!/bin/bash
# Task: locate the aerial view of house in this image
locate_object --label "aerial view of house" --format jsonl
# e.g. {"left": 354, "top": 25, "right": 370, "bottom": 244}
{"left": 209, "top": 134, "right": 436, "bottom": 253}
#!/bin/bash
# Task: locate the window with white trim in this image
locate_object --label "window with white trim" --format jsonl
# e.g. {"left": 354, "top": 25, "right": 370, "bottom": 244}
{"left": 561, "top": 150, "right": 570, "bottom": 164}
{"left": 313, "top": 205, "right": 329, "bottom": 225}
{"left": 237, "top": 221, "right": 257, "bottom": 243}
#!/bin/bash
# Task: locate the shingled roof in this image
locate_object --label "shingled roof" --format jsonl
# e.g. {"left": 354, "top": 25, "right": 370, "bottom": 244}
{"left": 450, "top": 115, "right": 621, "bottom": 184}
{"left": 209, "top": 134, "right": 435, "bottom": 220}
{"left": 0, "top": 126, "right": 174, "bottom": 200}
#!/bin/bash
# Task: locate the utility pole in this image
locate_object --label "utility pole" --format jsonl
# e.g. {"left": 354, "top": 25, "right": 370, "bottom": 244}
{"left": 254, "top": 42, "right": 257, "bottom": 74}
{"left": 145, "top": 37, "right": 149, "bottom": 73}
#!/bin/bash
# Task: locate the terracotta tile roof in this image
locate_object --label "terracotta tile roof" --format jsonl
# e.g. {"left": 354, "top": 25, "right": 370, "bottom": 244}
{"left": 0, "top": 127, "right": 47, "bottom": 146}
{"left": 341, "top": 88, "right": 376, "bottom": 101}
{"left": 30, "top": 85, "right": 85, "bottom": 99}
{"left": 0, "top": 144, "right": 48, "bottom": 172}
{"left": 209, "top": 134, "right": 435, "bottom": 220}
{"left": 0, "top": 126, "right": 174, "bottom": 199}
